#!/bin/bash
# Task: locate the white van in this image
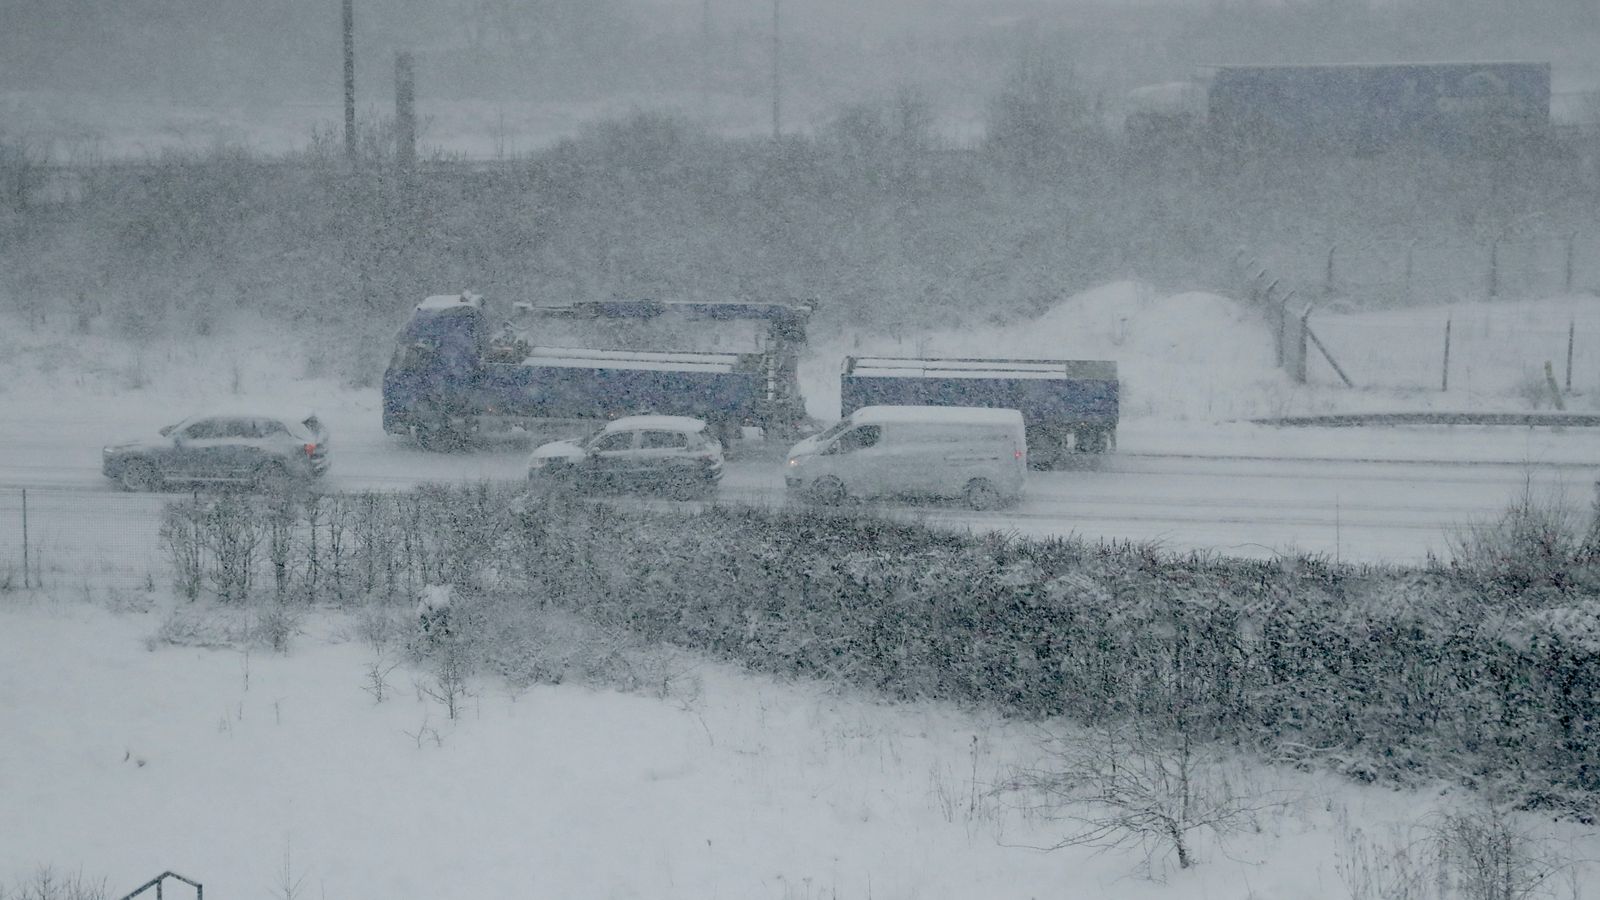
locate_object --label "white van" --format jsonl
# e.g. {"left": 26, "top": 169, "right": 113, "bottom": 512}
{"left": 784, "top": 405, "right": 1027, "bottom": 510}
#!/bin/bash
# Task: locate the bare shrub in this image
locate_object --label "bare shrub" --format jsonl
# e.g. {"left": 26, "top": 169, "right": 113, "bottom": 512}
{"left": 1427, "top": 803, "right": 1565, "bottom": 900}
{"left": 252, "top": 600, "right": 302, "bottom": 654}
{"left": 160, "top": 498, "right": 205, "bottom": 601}
{"left": 419, "top": 636, "right": 472, "bottom": 720}
{"left": 147, "top": 602, "right": 254, "bottom": 649}
{"left": 1004, "top": 719, "right": 1285, "bottom": 873}
{"left": 2, "top": 866, "right": 107, "bottom": 900}
{"left": 263, "top": 488, "right": 300, "bottom": 600}
{"left": 362, "top": 654, "right": 400, "bottom": 703}
{"left": 1448, "top": 484, "right": 1589, "bottom": 597}
{"left": 204, "top": 494, "right": 261, "bottom": 604}
{"left": 1335, "top": 816, "right": 1435, "bottom": 900}
{"left": 353, "top": 602, "right": 408, "bottom": 654}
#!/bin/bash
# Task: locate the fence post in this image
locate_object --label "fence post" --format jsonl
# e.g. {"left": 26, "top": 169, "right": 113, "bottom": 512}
{"left": 1488, "top": 239, "right": 1499, "bottom": 300}
{"left": 1545, "top": 361, "right": 1566, "bottom": 410}
{"left": 1324, "top": 245, "right": 1336, "bottom": 297}
{"left": 1405, "top": 241, "right": 1415, "bottom": 300}
{"left": 1567, "top": 319, "right": 1575, "bottom": 392}
{"left": 1567, "top": 233, "right": 1576, "bottom": 294}
{"left": 1442, "top": 318, "right": 1452, "bottom": 392}
{"left": 20, "top": 488, "right": 28, "bottom": 590}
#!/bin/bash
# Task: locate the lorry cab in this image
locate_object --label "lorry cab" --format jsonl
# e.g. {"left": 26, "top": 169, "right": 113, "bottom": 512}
{"left": 785, "top": 405, "right": 1027, "bottom": 510}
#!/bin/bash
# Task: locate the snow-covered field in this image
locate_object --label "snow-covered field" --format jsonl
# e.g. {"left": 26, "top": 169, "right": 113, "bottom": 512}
{"left": 5, "top": 596, "right": 1600, "bottom": 900}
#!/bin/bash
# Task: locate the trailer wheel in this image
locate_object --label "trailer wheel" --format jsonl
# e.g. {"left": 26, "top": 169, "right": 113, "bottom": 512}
{"left": 1075, "top": 427, "right": 1112, "bottom": 454}
{"left": 413, "top": 422, "right": 466, "bottom": 452}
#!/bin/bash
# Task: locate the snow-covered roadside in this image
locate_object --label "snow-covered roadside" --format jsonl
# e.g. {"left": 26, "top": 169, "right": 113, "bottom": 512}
{"left": 5, "top": 595, "right": 1599, "bottom": 899}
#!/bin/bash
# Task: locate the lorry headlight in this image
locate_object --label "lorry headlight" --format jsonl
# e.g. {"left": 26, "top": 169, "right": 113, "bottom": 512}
{"left": 787, "top": 458, "right": 798, "bottom": 467}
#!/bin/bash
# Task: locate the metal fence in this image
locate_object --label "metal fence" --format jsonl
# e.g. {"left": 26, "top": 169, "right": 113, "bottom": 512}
{"left": 1233, "top": 238, "right": 1600, "bottom": 394}
{"left": 0, "top": 489, "right": 168, "bottom": 592}
{"left": 1270, "top": 233, "right": 1600, "bottom": 310}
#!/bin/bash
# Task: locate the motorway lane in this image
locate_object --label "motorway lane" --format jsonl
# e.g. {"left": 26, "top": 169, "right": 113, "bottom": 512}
{"left": 5, "top": 382, "right": 1599, "bottom": 564}
{"left": 5, "top": 428, "right": 1594, "bottom": 565}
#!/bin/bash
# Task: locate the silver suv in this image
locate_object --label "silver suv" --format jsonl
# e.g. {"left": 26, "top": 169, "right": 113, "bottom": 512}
{"left": 526, "top": 415, "right": 723, "bottom": 498}
{"left": 103, "top": 412, "right": 330, "bottom": 492}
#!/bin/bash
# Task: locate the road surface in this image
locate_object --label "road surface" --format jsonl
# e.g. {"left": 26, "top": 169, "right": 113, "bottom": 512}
{"left": 3, "top": 408, "right": 1596, "bottom": 584}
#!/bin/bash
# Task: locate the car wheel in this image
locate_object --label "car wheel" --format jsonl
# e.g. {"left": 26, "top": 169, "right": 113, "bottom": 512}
{"left": 964, "top": 478, "right": 1002, "bottom": 511}
{"left": 254, "top": 461, "right": 293, "bottom": 494}
{"left": 808, "top": 475, "right": 847, "bottom": 506}
{"left": 119, "top": 460, "right": 162, "bottom": 492}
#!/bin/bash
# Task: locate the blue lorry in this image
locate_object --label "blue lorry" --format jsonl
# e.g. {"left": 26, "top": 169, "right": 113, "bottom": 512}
{"left": 840, "top": 356, "right": 1120, "bottom": 466}
{"left": 382, "top": 293, "right": 814, "bottom": 449}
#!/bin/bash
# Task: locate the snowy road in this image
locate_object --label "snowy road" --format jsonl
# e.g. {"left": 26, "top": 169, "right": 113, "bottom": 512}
{"left": 3, "top": 404, "right": 1597, "bottom": 567}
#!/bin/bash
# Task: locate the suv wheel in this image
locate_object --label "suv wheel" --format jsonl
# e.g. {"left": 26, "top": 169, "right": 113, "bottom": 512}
{"left": 119, "top": 460, "right": 162, "bottom": 492}
{"left": 254, "top": 461, "right": 292, "bottom": 494}
{"left": 964, "top": 478, "right": 1002, "bottom": 511}
{"left": 808, "top": 476, "right": 847, "bottom": 506}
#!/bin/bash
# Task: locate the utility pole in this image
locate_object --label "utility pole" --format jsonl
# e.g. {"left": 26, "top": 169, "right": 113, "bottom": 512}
{"left": 342, "top": 0, "right": 356, "bottom": 160}
{"left": 395, "top": 51, "right": 416, "bottom": 170}
{"left": 770, "top": 0, "right": 781, "bottom": 139}
{"left": 700, "top": 0, "right": 712, "bottom": 120}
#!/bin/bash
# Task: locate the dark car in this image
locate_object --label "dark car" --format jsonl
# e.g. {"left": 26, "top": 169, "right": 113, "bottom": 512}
{"left": 102, "top": 411, "right": 329, "bottom": 492}
{"left": 526, "top": 415, "right": 723, "bottom": 498}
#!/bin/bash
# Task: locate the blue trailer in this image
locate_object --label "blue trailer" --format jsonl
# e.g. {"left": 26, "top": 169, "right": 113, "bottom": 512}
{"left": 1200, "top": 61, "right": 1551, "bottom": 154}
{"left": 383, "top": 293, "right": 814, "bottom": 449}
{"left": 841, "top": 356, "right": 1120, "bottom": 466}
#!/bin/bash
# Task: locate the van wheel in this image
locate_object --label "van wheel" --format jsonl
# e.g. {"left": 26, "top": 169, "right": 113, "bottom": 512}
{"left": 119, "top": 460, "right": 162, "bottom": 492}
{"left": 809, "top": 476, "right": 847, "bottom": 506}
{"left": 964, "top": 478, "right": 1002, "bottom": 511}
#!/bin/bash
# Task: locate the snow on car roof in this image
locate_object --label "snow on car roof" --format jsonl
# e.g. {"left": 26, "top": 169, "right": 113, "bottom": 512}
{"left": 417, "top": 292, "right": 483, "bottom": 311}
{"left": 177, "top": 409, "right": 321, "bottom": 424}
{"left": 849, "top": 405, "right": 1025, "bottom": 426}
{"left": 602, "top": 415, "right": 709, "bottom": 433}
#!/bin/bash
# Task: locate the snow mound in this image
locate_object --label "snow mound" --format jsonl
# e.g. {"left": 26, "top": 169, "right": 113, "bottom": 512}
{"left": 805, "top": 281, "right": 1288, "bottom": 422}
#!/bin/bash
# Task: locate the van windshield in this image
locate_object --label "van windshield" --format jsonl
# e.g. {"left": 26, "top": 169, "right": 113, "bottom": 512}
{"left": 815, "top": 418, "right": 853, "bottom": 442}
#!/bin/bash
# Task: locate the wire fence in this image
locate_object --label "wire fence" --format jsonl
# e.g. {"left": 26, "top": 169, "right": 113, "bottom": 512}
{"left": 1309, "top": 310, "right": 1600, "bottom": 396}
{"left": 1233, "top": 238, "right": 1600, "bottom": 394}
{"left": 0, "top": 489, "right": 168, "bottom": 592}
{"left": 1271, "top": 233, "right": 1600, "bottom": 310}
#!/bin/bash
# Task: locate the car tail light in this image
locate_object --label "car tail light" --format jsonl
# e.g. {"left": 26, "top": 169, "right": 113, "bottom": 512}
{"left": 1015, "top": 449, "right": 1023, "bottom": 460}
{"left": 305, "top": 443, "right": 319, "bottom": 457}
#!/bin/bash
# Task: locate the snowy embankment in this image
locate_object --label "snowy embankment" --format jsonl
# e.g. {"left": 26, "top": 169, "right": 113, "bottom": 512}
{"left": 805, "top": 282, "right": 1600, "bottom": 425}
{"left": 5, "top": 595, "right": 1599, "bottom": 899}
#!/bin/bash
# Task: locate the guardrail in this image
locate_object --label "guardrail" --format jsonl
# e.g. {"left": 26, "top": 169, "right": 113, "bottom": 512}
{"left": 1253, "top": 412, "right": 1600, "bottom": 428}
